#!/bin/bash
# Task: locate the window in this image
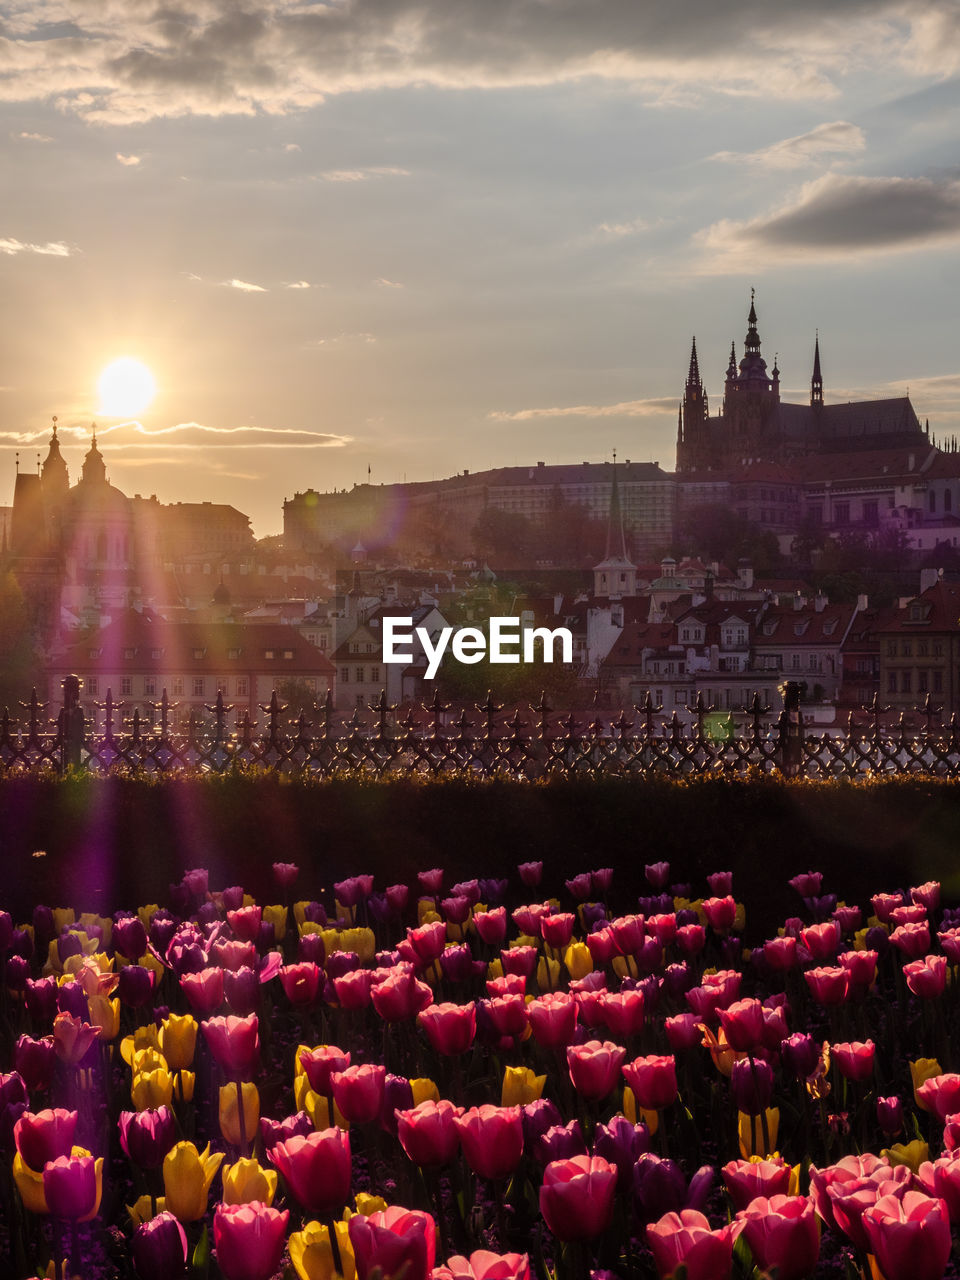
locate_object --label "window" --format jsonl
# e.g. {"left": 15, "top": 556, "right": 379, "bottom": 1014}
{"left": 919, "top": 670, "right": 928, "bottom": 693}
{"left": 675, "top": 691, "right": 687, "bottom": 704}
{"left": 282, "top": 649, "right": 294, "bottom": 660}
{"left": 934, "top": 670, "right": 943, "bottom": 693}
{"left": 88, "top": 676, "right": 99, "bottom": 696}
{"left": 192, "top": 648, "right": 205, "bottom": 660}
{"left": 902, "top": 641, "right": 912, "bottom": 657}
{"left": 863, "top": 500, "right": 878, "bottom": 526}
{"left": 172, "top": 677, "right": 184, "bottom": 696}
{"left": 263, "top": 649, "right": 276, "bottom": 660}
{"left": 123, "top": 647, "right": 136, "bottom": 660}
{"left": 236, "top": 677, "right": 249, "bottom": 697}
{"left": 355, "top": 667, "right": 364, "bottom": 683}
{"left": 144, "top": 677, "right": 156, "bottom": 696}
{"left": 918, "top": 641, "right": 928, "bottom": 657}
{"left": 886, "top": 641, "right": 896, "bottom": 657}
{"left": 370, "top": 667, "right": 380, "bottom": 683}
{"left": 792, "top": 654, "right": 801, "bottom": 670}
{"left": 193, "top": 677, "right": 205, "bottom": 697}
{"left": 888, "top": 672, "right": 897, "bottom": 693}
{"left": 228, "top": 648, "right": 241, "bottom": 660}
{"left": 834, "top": 502, "right": 849, "bottom": 524}
{"left": 930, "top": 490, "right": 937, "bottom": 513}
{"left": 934, "top": 643, "right": 943, "bottom": 657}
{"left": 341, "top": 667, "right": 349, "bottom": 683}
{"left": 120, "top": 677, "right": 132, "bottom": 696}
{"left": 901, "top": 671, "right": 912, "bottom": 694}
{"left": 809, "top": 505, "right": 822, "bottom": 525}
{"left": 151, "top": 648, "right": 163, "bottom": 660}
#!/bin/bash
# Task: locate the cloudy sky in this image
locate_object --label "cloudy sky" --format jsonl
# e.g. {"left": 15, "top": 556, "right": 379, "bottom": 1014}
{"left": 2, "top": 0, "right": 959, "bottom": 535}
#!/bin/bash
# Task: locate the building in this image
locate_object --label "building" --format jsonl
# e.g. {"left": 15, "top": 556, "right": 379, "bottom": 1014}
{"left": 48, "top": 610, "right": 335, "bottom": 727}
{"left": 875, "top": 575, "right": 960, "bottom": 717}
{"left": 676, "top": 293, "right": 928, "bottom": 474}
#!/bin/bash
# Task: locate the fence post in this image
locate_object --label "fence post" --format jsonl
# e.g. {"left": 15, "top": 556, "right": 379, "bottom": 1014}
{"left": 60, "top": 674, "right": 85, "bottom": 771}
{"left": 778, "top": 680, "right": 804, "bottom": 777}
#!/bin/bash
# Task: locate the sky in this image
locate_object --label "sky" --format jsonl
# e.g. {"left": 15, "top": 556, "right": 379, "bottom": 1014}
{"left": 1, "top": 0, "right": 960, "bottom": 537}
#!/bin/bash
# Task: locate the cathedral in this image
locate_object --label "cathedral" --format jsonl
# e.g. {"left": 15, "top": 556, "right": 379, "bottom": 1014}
{"left": 675, "top": 292, "right": 928, "bottom": 473}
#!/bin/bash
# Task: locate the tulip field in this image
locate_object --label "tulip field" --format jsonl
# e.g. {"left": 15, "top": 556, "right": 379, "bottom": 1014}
{"left": 4, "top": 858, "right": 960, "bottom": 1279}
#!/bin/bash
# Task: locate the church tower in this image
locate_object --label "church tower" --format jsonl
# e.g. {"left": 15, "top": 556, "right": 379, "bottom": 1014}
{"left": 676, "top": 338, "right": 714, "bottom": 471}
{"left": 593, "top": 456, "right": 638, "bottom": 599}
{"left": 720, "top": 290, "right": 781, "bottom": 464}
{"left": 80, "top": 425, "right": 107, "bottom": 485}
{"left": 40, "top": 416, "right": 70, "bottom": 549}
{"left": 810, "top": 332, "right": 823, "bottom": 407}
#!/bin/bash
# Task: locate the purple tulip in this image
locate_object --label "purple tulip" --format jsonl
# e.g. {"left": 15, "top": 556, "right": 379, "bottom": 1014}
{"left": 593, "top": 1114, "right": 650, "bottom": 1191}
{"left": 780, "top": 1032, "right": 819, "bottom": 1080}
{"left": 522, "top": 1098, "right": 564, "bottom": 1149}
{"left": 325, "top": 951, "right": 360, "bottom": 979}
{"left": 56, "top": 981, "right": 89, "bottom": 1021}
{"left": 223, "top": 967, "right": 259, "bottom": 1017}
{"left": 260, "top": 1110, "right": 314, "bottom": 1151}
{"left": 132, "top": 1212, "right": 188, "bottom": 1280}
{"left": 25, "top": 976, "right": 59, "bottom": 1023}
{"left": 535, "top": 1120, "right": 587, "bottom": 1167}
{"left": 118, "top": 965, "right": 156, "bottom": 1009}
{"left": 380, "top": 1075, "right": 415, "bottom": 1135}
{"left": 119, "top": 1107, "right": 178, "bottom": 1169}
{"left": 5, "top": 954, "right": 30, "bottom": 991}
{"left": 730, "top": 1058, "right": 774, "bottom": 1116}
{"left": 113, "top": 915, "right": 148, "bottom": 961}
{"left": 14, "top": 1035, "right": 56, "bottom": 1091}
{"left": 0, "top": 1072, "right": 28, "bottom": 1152}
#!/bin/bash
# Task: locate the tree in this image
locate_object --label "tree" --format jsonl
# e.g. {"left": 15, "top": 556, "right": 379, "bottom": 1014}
{"left": 471, "top": 509, "right": 537, "bottom": 564}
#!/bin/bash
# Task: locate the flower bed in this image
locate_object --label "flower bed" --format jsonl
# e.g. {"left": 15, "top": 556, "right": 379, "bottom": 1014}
{"left": 3, "top": 857, "right": 960, "bottom": 1278}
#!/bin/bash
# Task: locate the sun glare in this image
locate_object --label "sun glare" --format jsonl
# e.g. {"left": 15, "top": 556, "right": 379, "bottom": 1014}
{"left": 97, "top": 357, "right": 156, "bottom": 417}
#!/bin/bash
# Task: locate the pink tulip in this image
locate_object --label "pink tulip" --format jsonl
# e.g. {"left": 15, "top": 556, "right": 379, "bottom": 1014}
{"left": 717, "top": 999, "right": 764, "bottom": 1052}
{"left": 665, "top": 1013, "right": 702, "bottom": 1051}
{"left": 622, "top": 1055, "right": 678, "bottom": 1111}
{"left": 762, "top": 936, "right": 798, "bottom": 971}
{"left": 804, "top": 966, "right": 849, "bottom": 1005}
{"left": 43, "top": 1154, "right": 99, "bottom": 1219}
{"left": 517, "top": 862, "right": 542, "bottom": 887}
{"left": 396, "top": 1099, "right": 462, "bottom": 1167}
{"left": 722, "top": 1157, "right": 793, "bottom": 1211}
{"left": 527, "top": 993, "right": 578, "bottom": 1048}
{"left": 454, "top": 1106, "right": 523, "bottom": 1181}
{"left": 863, "top": 1190, "right": 951, "bottom": 1280}
{"left": 808, "top": 1154, "right": 889, "bottom": 1230}
{"left": 831, "top": 1040, "right": 875, "bottom": 1082}
{"left": 539, "top": 1155, "right": 617, "bottom": 1241}
{"left": 474, "top": 908, "right": 508, "bottom": 946}
{"left": 202, "top": 1014, "right": 259, "bottom": 1077}
{"left": 180, "top": 968, "right": 224, "bottom": 1014}
{"left": 419, "top": 1002, "right": 477, "bottom": 1055}
{"left": 226, "top": 905, "right": 262, "bottom": 944}
{"left": 647, "top": 1209, "right": 739, "bottom": 1280}
{"left": 349, "top": 1204, "right": 436, "bottom": 1280}
{"left": 270, "top": 1129, "right": 351, "bottom": 1215}
{"left": 737, "top": 1195, "right": 819, "bottom": 1280}
{"left": 800, "top": 921, "right": 840, "bottom": 962}
{"left": 370, "top": 968, "right": 434, "bottom": 1022}
{"left": 434, "top": 1250, "right": 530, "bottom": 1279}
{"left": 597, "top": 989, "right": 645, "bottom": 1038}
{"left": 540, "top": 913, "right": 575, "bottom": 949}
{"left": 330, "top": 1063, "right": 386, "bottom": 1124}
{"left": 297, "top": 1044, "right": 349, "bottom": 1095}
{"left": 14, "top": 1109, "right": 78, "bottom": 1172}
{"left": 213, "top": 1202, "right": 289, "bottom": 1280}
{"left": 904, "top": 955, "right": 947, "bottom": 999}
{"left": 826, "top": 1170, "right": 911, "bottom": 1251}
{"left": 917, "top": 1074, "right": 960, "bottom": 1122}
{"left": 889, "top": 922, "right": 930, "bottom": 959}
{"left": 566, "top": 1040, "right": 626, "bottom": 1101}
{"left": 332, "top": 967, "right": 374, "bottom": 1009}
{"left": 278, "top": 963, "right": 321, "bottom": 1006}
{"left": 702, "top": 896, "right": 736, "bottom": 931}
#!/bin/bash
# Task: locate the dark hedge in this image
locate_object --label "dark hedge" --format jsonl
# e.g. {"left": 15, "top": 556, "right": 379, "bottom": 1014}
{"left": 0, "top": 773, "right": 958, "bottom": 931}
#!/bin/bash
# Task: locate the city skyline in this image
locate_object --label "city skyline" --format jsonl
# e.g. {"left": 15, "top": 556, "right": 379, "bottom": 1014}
{"left": 2, "top": 2, "right": 960, "bottom": 536}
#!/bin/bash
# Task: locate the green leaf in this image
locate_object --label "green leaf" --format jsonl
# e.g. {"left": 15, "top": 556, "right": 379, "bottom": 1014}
{"left": 192, "top": 1223, "right": 210, "bottom": 1277}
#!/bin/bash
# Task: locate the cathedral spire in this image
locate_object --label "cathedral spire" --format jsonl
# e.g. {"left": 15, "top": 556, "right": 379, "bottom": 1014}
{"left": 744, "top": 287, "right": 761, "bottom": 355}
{"left": 687, "top": 337, "right": 702, "bottom": 390}
{"left": 811, "top": 330, "right": 823, "bottom": 406}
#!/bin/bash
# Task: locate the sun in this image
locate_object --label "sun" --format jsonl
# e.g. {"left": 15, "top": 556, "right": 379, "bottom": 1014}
{"left": 97, "top": 357, "right": 156, "bottom": 417}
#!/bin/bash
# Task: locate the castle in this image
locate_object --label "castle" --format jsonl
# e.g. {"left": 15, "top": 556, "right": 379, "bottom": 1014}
{"left": 675, "top": 291, "right": 928, "bottom": 473}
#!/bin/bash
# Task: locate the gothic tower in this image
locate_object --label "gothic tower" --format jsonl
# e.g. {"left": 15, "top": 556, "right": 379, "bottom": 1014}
{"left": 676, "top": 337, "right": 714, "bottom": 471}
{"left": 720, "top": 289, "right": 781, "bottom": 464}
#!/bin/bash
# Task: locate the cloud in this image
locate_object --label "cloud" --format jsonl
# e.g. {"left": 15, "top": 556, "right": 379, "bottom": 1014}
{"left": 318, "top": 166, "right": 410, "bottom": 182}
{"left": 221, "top": 278, "right": 267, "bottom": 292}
{"left": 0, "top": 237, "right": 73, "bottom": 257}
{"left": 595, "top": 217, "right": 661, "bottom": 237}
{"left": 0, "top": 420, "right": 350, "bottom": 450}
{"left": 116, "top": 151, "right": 141, "bottom": 165}
{"left": 283, "top": 142, "right": 301, "bottom": 152}
{"left": 314, "top": 332, "right": 377, "bottom": 346}
{"left": 17, "top": 131, "right": 53, "bottom": 142}
{"left": 696, "top": 172, "right": 960, "bottom": 270}
{"left": 284, "top": 280, "right": 312, "bottom": 289}
{"left": 490, "top": 397, "right": 677, "bottom": 422}
{"left": 0, "top": 0, "right": 939, "bottom": 124}
{"left": 374, "top": 277, "right": 404, "bottom": 288}
{"left": 710, "top": 120, "right": 866, "bottom": 168}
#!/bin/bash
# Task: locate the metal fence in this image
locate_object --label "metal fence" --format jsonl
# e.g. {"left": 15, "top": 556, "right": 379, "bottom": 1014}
{"left": 2, "top": 679, "right": 960, "bottom": 779}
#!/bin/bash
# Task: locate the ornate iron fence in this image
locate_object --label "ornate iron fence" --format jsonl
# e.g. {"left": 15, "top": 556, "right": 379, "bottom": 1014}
{"left": 1, "top": 680, "right": 959, "bottom": 779}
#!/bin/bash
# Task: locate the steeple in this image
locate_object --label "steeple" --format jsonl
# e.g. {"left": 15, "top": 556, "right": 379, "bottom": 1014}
{"left": 811, "top": 331, "right": 823, "bottom": 407}
{"left": 41, "top": 414, "right": 69, "bottom": 507}
{"left": 604, "top": 451, "right": 627, "bottom": 562}
{"left": 744, "top": 287, "right": 761, "bottom": 356}
{"left": 81, "top": 423, "right": 107, "bottom": 485}
{"left": 593, "top": 451, "right": 637, "bottom": 600}
{"left": 726, "top": 341, "right": 737, "bottom": 381}
{"left": 687, "top": 337, "right": 702, "bottom": 391}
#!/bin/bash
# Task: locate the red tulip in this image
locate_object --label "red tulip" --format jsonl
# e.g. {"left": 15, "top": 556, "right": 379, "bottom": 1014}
{"left": 297, "top": 1044, "right": 349, "bottom": 1095}
{"left": 406, "top": 921, "right": 447, "bottom": 966}
{"left": 722, "top": 1157, "right": 793, "bottom": 1211}
{"left": 348, "top": 1204, "right": 436, "bottom": 1280}
{"left": 675, "top": 924, "right": 707, "bottom": 957}
{"left": 226, "top": 905, "right": 262, "bottom": 944}
{"left": 483, "top": 995, "right": 528, "bottom": 1039}
{"left": 808, "top": 1154, "right": 889, "bottom": 1231}
{"left": 454, "top": 1105, "right": 524, "bottom": 1181}
{"left": 500, "top": 947, "right": 537, "bottom": 979}
{"left": 737, "top": 1195, "right": 819, "bottom": 1280}
{"left": 831, "top": 1040, "right": 875, "bottom": 1083}
{"left": 904, "top": 955, "right": 947, "bottom": 999}
{"left": 647, "top": 1209, "right": 739, "bottom": 1280}
{"left": 597, "top": 989, "right": 645, "bottom": 1038}
{"left": 15, "top": 1109, "right": 78, "bottom": 1172}
{"left": 278, "top": 963, "right": 321, "bottom": 1006}
{"left": 917, "top": 1153, "right": 960, "bottom": 1222}
{"left": 271, "top": 861, "right": 299, "bottom": 888}
{"left": 702, "top": 896, "right": 736, "bottom": 931}
{"left": 839, "top": 949, "right": 877, "bottom": 997}
{"left": 434, "top": 1250, "right": 530, "bottom": 1280}
{"left": 213, "top": 1201, "right": 289, "bottom": 1280}
{"left": 804, "top": 966, "right": 849, "bottom": 1005}
{"left": 330, "top": 1063, "right": 386, "bottom": 1124}
{"left": 800, "top": 921, "right": 840, "bottom": 962}
{"left": 396, "top": 1099, "right": 463, "bottom": 1167}
{"left": 418, "top": 1003, "right": 477, "bottom": 1055}
{"left": 370, "top": 968, "right": 434, "bottom": 1022}
{"left": 566, "top": 1040, "right": 626, "bottom": 1101}
{"left": 527, "top": 993, "right": 578, "bottom": 1048}
{"left": 270, "top": 1129, "right": 351, "bottom": 1215}
{"left": 863, "top": 1190, "right": 951, "bottom": 1280}
{"left": 202, "top": 1015, "right": 259, "bottom": 1077}
{"left": 332, "top": 968, "right": 374, "bottom": 1009}
{"left": 474, "top": 908, "right": 508, "bottom": 946}
{"left": 871, "top": 892, "right": 904, "bottom": 923}
{"left": 539, "top": 1155, "right": 617, "bottom": 1241}
{"left": 540, "top": 913, "right": 575, "bottom": 949}
{"left": 622, "top": 1055, "right": 678, "bottom": 1111}
{"left": 717, "top": 998, "right": 764, "bottom": 1052}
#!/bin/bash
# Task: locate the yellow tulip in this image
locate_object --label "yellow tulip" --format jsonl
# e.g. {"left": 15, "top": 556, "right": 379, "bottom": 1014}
{"left": 410, "top": 1078, "right": 440, "bottom": 1106}
{"left": 131, "top": 1068, "right": 174, "bottom": 1112}
{"left": 339, "top": 928, "right": 376, "bottom": 963}
{"left": 128, "top": 1193, "right": 164, "bottom": 1226}
{"left": 53, "top": 908, "right": 76, "bottom": 933}
{"left": 80, "top": 913, "right": 112, "bottom": 947}
{"left": 911, "top": 1058, "right": 943, "bottom": 1111}
{"left": 263, "top": 904, "right": 287, "bottom": 941}
{"left": 162, "top": 1142, "right": 224, "bottom": 1222}
{"left": 511, "top": 935, "right": 539, "bottom": 950}
{"left": 700, "top": 1025, "right": 742, "bottom": 1078}
{"left": 137, "top": 904, "right": 160, "bottom": 929}
{"left": 563, "top": 942, "right": 593, "bottom": 980}
{"left": 623, "top": 1087, "right": 659, "bottom": 1134}
{"left": 219, "top": 1082, "right": 260, "bottom": 1147}
{"left": 289, "top": 1219, "right": 357, "bottom": 1280}
{"left": 120, "top": 1025, "right": 161, "bottom": 1066}
{"left": 13, "top": 1151, "right": 49, "bottom": 1214}
{"left": 612, "top": 956, "right": 639, "bottom": 980}
{"left": 733, "top": 903, "right": 746, "bottom": 933}
{"left": 353, "top": 1193, "right": 388, "bottom": 1216}
{"left": 487, "top": 959, "right": 504, "bottom": 980}
{"left": 222, "top": 1157, "right": 277, "bottom": 1206}
{"left": 139, "top": 952, "right": 166, "bottom": 979}
{"left": 131, "top": 1048, "right": 167, "bottom": 1077}
{"left": 294, "top": 1076, "right": 348, "bottom": 1130}
{"left": 159, "top": 1014, "right": 198, "bottom": 1071}
{"left": 293, "top": 900, "right": 311, "bottom": 928}
{"left": 501, "top": 1066, "right": 546, "bottom": 1107}
{"left": 173, "top": 1071, "right": 195, "bottom": 1103}
{"left": 88, "top": 995, "right": 121, "bottom": 1040}
{"left": 882, "top": 1140, "right": 929, "bottom": 1173}
{"left": 739, "top": 1108, "right": 780, "bottom": 1159}
{"left": 537, "top": 956, "right": 561, "bottom": 990}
